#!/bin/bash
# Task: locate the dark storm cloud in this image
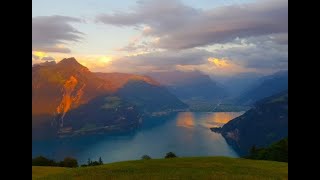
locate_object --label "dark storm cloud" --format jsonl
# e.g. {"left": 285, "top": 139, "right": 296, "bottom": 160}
{"left": 32, "top": 15, "right": 84, "bottom": 53}
{"left": 97, "top": 0, "right": 288, "bottom": 50}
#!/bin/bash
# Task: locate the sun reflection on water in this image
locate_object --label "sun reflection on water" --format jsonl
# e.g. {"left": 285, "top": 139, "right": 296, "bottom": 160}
{"left": 176, "top": 112, "right": 245, "bottom": 129}
{"left": 176, "top": 112, "right": 195, "bottom": 128}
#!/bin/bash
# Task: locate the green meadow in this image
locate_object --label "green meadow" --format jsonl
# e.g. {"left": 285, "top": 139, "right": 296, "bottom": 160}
{"left": 32, "top": 156, "right": 288, "bottom": 180}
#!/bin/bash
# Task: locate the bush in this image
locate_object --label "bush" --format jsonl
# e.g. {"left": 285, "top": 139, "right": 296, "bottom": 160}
{"left": 165, "top": 152, "right": 177, "bottom": 158}
{"left": 141, "top": 155, "right": 151, "bottom": 160}
{"left": 32, "top": 156, "right": 57, "bottom": 166}
{"left": 59, "top": 157, "right": 78, "bottom": 167}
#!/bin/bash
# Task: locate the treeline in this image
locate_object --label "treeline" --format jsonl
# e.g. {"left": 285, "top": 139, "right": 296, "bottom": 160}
{"left": 32, "top": 156, "right": 104, "bottom": 167}
{"left": 32, "top": 152, "right": 178, "bottom": 167}
{"left": 245, "top": 137, "right": 288, "bottom": 162}
{"left": 32, "top": 156, "right": 78, "bottom": 167}
{"left": 81, "top": 157, "right": 103, "bottom": 167}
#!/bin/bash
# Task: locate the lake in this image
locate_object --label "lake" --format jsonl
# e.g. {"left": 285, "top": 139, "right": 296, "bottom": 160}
{"left": 32, "top": 112, "right": 244, "bottom": 164}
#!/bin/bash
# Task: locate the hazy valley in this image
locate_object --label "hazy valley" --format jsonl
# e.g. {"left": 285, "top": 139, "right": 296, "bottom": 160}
{"left": 33, "top": 58, "right": 288, "bottom": 161}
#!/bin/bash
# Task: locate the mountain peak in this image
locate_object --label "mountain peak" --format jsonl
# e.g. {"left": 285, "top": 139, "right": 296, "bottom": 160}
{"left": 57, "top": 57, "right": 88, "bottom": 71}
{"left": 58, "top": 57, "right": 81, "bottom": 66}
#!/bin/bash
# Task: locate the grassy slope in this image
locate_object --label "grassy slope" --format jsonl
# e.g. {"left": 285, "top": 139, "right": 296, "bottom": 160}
{"left": 32, "top": 166, "right": 69, "bottom": 179}
{"left": 32, "top": 157, "right": 288, "bottom": 180}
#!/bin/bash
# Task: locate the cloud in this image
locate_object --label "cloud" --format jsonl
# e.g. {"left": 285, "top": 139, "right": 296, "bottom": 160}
{"left": 35, "top": 46, "right": 71, "bottom": 53}
{"left": 32, "top": 54, "right": 40, "bottom": 60}
{"left": 103, "top": 49, "right": 209, "bottom": 73}
{"left": 208, "top": 58, "right": 230, "bottom": 68}
{"left": 97, "top": 0, "right": 288, "bottom": 50}
{"left": 102, "top": 33, "right": 287, "bottom": 76}
{"left": 32, "top": 51, "right": 56, "bottom": 64}
{"left": 32, "top": 15, "right": 84, "bottom": 53}
{"left": 41, "top": 56, "right": 55, "bottom": 61}
{"left": 207, "top": 34, "right": 288, "bottom": 70}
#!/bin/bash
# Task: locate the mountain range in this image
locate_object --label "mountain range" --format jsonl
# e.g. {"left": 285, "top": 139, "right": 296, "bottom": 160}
{"left": 32, "top": 58, "right": 187, "bottom": 139}
{"left": 147, "top": 71, "right": 227, "bottom": 105}
{"left": 32, "top": 57, "right": 288, "bottom": 144}
{"left": 236, "top": 71, "right": 288, "bottom": 105}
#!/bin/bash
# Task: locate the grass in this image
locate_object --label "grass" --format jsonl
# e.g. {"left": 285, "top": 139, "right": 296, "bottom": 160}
{"left": 32, "top": 166, "right": 69, "bottom": 179}
{"left": 32, "top": 156, "right": 288, "bottom": 180}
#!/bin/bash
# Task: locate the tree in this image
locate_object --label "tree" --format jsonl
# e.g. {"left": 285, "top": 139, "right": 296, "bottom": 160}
{"left": 141, "top": 155, "right": 151, "bottom": 160}
{"left": 165, "top": 152, "right": 177, "bottom": 158}
{"left": 60, "top": 157, "right": 78, "bottom": 168}
{"left": 87, "top": 158, "right": 92, "bottom": 166}
{"left": 246, "top": 138, "right": 288, "bottom": 162}
{"left": 250, "top": 145, "right": 257, "bottom": 155}
{"left": 99, "top": 157, "right": 103, "bottom": 165}
{"left": 32, "top": 156, "right": 57, "bottom": 166}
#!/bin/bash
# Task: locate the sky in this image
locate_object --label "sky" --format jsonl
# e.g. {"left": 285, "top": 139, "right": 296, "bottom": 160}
{"left": 32, "top": 0, "right": 288, "bottom": 77}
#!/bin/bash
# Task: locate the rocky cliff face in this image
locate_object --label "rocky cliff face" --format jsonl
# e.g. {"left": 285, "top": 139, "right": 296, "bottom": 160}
{"left": 55, "top": 76, "right": 85, "bottom": 127}
{"left": 32, "top": 58, "right": 112, "bottom": 131}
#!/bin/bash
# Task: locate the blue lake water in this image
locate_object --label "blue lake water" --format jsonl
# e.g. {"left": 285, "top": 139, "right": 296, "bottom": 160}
{"left": 32, "top": 112, "right": 244, "bottom": 164}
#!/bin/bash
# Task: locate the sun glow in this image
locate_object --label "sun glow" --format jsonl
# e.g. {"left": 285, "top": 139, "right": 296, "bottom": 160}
{"left": 33, "top": 51, "right": 47, "bottom": 59}
{"left": 98, "top": 56, "right": 113, "bottom": 63}
{"left": 208, "top": 58, "right": 230, "bottom": 68}
{"left": 74, "top": 55, "right": 114, "bottom": 71}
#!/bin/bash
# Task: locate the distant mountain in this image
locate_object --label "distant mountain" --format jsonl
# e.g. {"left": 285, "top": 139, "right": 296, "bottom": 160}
{"left": 216, "top": 72, "right": 263, "bottom": 98}
{"left": 32, "top": 58, "right": 187, "bottom": 139}
{"left": 33, "top": 60, "right": 57, "bottom": 67}
{"left": 212, "top": 91, "right": 288, "bottom": 155}
{"left": 147, "top": 71, "right": 227, "bottom": 103}
{"left": 96, "top": 73, "right": 188, "bottom": 113}
{"left": 236, "top": 71, "right": 288, "bottom": 105}
{"left": 95, "top": 72, "right": 160, "bottom": 92}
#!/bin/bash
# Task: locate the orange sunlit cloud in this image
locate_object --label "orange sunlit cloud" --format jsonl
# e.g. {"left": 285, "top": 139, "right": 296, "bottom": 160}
{"left": 33, "top": 51, "right": 47, "bottom": 59}
{"left": 208, "top": 58, "right": 230, "bottom": 68}
{"left": 142, "top": 26, "right": 152, "bottom": 34}
{"left": 176, "top": 58, "right": 258, "bottom": 76}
